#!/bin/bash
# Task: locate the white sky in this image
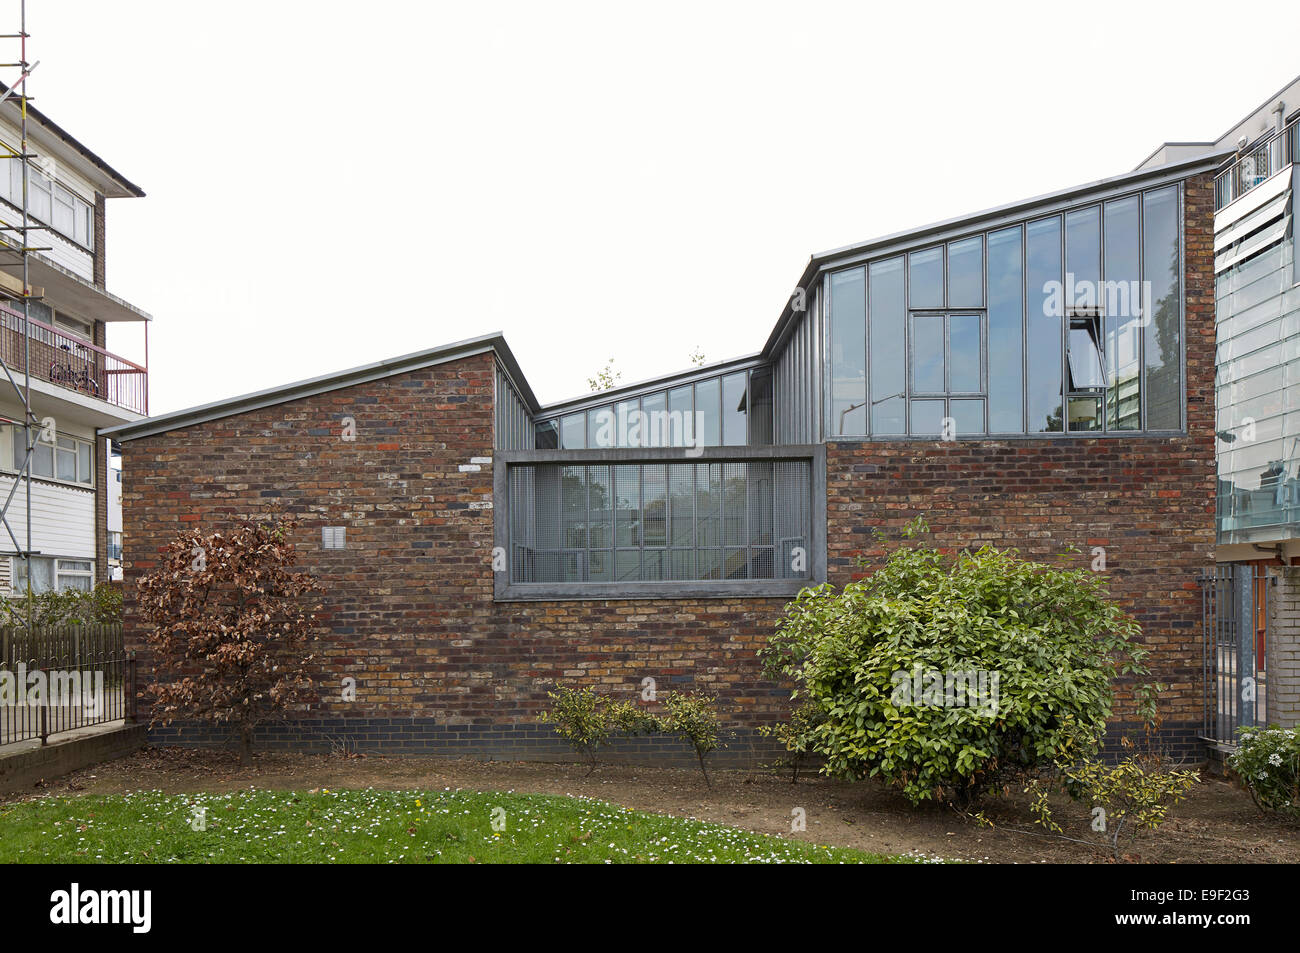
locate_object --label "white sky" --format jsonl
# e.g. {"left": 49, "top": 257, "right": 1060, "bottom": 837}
{"left": 20, "top": 0, "right": 1300, "bottom": 414}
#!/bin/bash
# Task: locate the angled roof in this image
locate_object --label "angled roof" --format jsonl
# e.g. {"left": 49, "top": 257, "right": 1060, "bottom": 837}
{"left": 760, "top": 149, "right": 1230, "bottom": 359}
{"left": 103, "top": 332, "right": 539, "bottom": 441}
{"left": 107, "top": 150, "right": 1226, "bottom": 444}
{"left": 0, "top": 80, "right": 145, "bottom": 198}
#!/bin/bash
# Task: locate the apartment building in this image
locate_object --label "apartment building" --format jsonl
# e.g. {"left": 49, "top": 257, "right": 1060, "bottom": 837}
{"left": 0, "top": 81, "right": 149, "bottom": 594}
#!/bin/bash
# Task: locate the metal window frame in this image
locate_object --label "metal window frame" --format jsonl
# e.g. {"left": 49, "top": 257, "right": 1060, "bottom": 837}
{"left": 493, "top": 444, "right": 826, "bottom": 601}
{"left": 814, "top": 181, "right": 1189, "bottom": 443}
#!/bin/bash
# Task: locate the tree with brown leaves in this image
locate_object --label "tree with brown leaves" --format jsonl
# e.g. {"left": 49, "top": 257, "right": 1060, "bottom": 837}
{"left": 137, "top": 517, "right": 324, "bottom": 765}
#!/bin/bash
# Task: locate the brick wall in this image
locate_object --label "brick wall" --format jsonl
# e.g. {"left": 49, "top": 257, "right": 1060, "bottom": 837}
{"left": 93, "top": 193, "right": 105, "bottom": 289}
{"left": 123, "top": 174, "right": 1217, "bottom": 763}
{"left": 122, "top": 353, "right": 791, "bottom": 763}
{"left": 1267, "top": 567, "right": 1300, "bottom": 728}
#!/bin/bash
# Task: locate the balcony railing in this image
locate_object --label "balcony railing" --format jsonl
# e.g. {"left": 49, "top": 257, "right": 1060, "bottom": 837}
{"left": 0, "top": 304, "right": 147, "bottom": 416}
{"left": 1214, "top": 119, "right": 1299, "bottom": 211}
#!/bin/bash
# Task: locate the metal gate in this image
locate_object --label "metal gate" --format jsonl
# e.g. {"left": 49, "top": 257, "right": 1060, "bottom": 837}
{"left": 1200, "top": 563, "right": 1271, "bottom": 744}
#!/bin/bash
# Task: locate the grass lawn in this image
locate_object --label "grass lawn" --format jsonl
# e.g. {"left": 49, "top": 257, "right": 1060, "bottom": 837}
{"left": 0, "top": 787, "right": 923, "bottom": 864}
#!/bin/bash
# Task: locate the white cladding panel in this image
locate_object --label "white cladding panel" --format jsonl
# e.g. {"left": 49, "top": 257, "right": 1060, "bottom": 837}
{"left": 0, "top": 474, "right": 95, "bottom": 558}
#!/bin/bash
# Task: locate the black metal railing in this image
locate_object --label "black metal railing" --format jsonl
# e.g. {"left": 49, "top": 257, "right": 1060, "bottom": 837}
{"left": 1200, "top": 565, "right": 1270, "bottom": 744}
{"left": 0, "top": 624, "right": 134, "bottom": 748}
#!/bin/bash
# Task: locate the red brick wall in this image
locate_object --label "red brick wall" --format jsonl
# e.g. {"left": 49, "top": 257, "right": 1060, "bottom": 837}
{"left": 123, "top": 353, "right": 790, "bottom": 760}
{"left": 124, "top": 174, "right": 1215, "bottom": 760}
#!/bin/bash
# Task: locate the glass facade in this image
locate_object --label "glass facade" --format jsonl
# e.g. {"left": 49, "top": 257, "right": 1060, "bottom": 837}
{"left": 537, "top": 366, "right": 774, "bottom": 450}
{"left": 1216, "top": 215, "right": 1300, "bottom": 544}
{"left": 825, "top": 184, "right": 1185, "bottom": 437}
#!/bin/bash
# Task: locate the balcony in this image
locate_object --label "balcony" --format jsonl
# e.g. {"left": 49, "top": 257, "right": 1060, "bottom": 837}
{"left": 1214, "top": 119, "right": 1298, "bottom": 211}
{"left": 0, "top": 304, "right": 147, "bottom": 416}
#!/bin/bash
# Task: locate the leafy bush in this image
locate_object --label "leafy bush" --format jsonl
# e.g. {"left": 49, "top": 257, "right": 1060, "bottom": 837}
{"left": 0, "top": 582, "right": 122, "bottom": 627}
{"left": 137, "top": 518, "right": 323, "bottom": 765}
{"left": 540, "top": 686, "right": 617, "bottom": 773}
{"left": 662, "top": 691, "right": 725, "bottom": 787}
{"left": 1229, "top": 726, "right": 1300, "bottom": 817}
{"left": 540, "top": 685, "right": 723, "bottom": 783}
{"left": 760, "top": 524, "right": 1150, "bottom": 805}
{"left": 757, "top": 702, "right": 823, "bottom": 782}
{"left": 1028, "top": 748, "right": 1199, "bottom": 860}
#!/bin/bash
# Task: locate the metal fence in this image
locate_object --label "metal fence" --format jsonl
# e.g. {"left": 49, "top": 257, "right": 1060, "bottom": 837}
{"left": 1200, "top": 564, "right": 1270, "bottom": 744}
{"left": 0, "top": 624, "right": 134, "bottom": 747}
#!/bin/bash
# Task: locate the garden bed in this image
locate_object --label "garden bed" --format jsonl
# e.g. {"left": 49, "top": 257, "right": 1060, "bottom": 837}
{"left": 2, "top": 747, "right": 1296, "bottom": 863}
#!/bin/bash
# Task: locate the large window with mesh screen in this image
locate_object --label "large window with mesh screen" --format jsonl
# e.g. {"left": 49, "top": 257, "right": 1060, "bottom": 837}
{"left": 506, "top": 459, "right": 813, "bottom": 585}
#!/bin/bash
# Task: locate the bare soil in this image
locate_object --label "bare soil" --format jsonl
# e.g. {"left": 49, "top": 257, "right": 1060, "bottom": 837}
{"left": 7, "top": 747, "right": 1298, "bottom": 863}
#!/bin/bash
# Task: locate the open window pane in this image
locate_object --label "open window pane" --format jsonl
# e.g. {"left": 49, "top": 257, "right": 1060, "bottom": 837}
{"left": 1067, "top": 314, "right": 1106, "bottom": 390}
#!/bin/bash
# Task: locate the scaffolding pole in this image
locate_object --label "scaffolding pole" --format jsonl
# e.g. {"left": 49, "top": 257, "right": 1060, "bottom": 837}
{"left": 0, "top": 0, "right": 38, "bottom": 636}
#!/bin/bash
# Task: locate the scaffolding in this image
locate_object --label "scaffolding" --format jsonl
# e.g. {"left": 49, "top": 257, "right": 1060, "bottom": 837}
{"left": 0, "top": 0, "right": 42, "bottom": 624}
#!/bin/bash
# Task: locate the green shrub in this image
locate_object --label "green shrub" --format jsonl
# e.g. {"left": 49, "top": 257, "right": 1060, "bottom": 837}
{"left": 539, "top": 686, "right": 614, "bottom": 773}
{"left": 1229, "top": 726, "right": 1300, "bottom": 817}
{"left": 540, "top": 685, "right": 725, "bottom": 784}
{"left": 760, "top": 524, "right": 1149, "bottom": 805}
{"left": 662, "top": 691, "right": 725, "bottom": 787}
{"left": 0, "top": 582, "right": 122, "bottom": 627}
{"left": 1028, "top": 749, "right": 1199, "bottom": 860}
{"left": 757, "top": 702, "right": 823, "bottom": 782}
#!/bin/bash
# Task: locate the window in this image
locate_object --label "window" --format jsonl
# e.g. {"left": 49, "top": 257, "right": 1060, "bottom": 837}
{"left": 1104, "top": 196, "right": 1142, "bottom": 430}
{"left": 948, "top": 236, "right": 984, "bottom": 308}
{"left": 0, "top": 156, "right": 95, "bottom": 250}
{"left": 828, "top": 267, "right": 866, "bottom": 435}
{"left": 1066, "top": 312, "right": 1106, "bottom": 431}
{"left": 12, "top": 556, "right": 93, "bottom": 593}
{"left": 57, "top": 559, "right": 93, "bottom": 591}
{"left": 507, "top": 460, "right": 812, "bottom": 587}
{"left": 542, "top": 368, "right": 773, "bottom": 450}
{"left": 987, "top": 225, "right": 1024, "bottom": 432}
{"left": 1143, "top": 186, "right": 1182, "bottom": 430}
{"left": 11, "top": 431, "right": 94, "bottom": 485}
{"left": 107, "top": 531, "right": 122, "bottom": 561}
{"left": 908, "top": 246, "right": 944, "bottom": 308}
{"left": 869, "top": 257, "right": 906, "bottom": 434}
{"left": 821, "top": 182, "right": 1183, "bottom": 439}
{"left": 1026, "top": 214, "right": 1064, "bottom": 432}
{"left": 909, "top": 312, "right": 986, "bottom": 436}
